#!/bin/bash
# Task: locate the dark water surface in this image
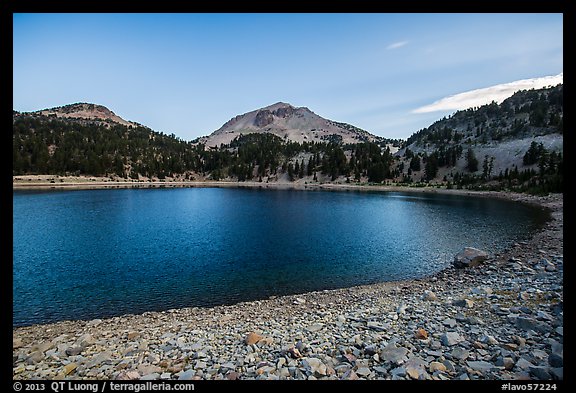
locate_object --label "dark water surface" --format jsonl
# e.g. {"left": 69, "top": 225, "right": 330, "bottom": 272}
{"left": 13, "top": 187, "right": 548, "bottom": 326}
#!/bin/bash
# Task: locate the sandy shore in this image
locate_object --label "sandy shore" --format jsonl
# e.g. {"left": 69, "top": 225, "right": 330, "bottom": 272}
{"left": 12, "top": 185, "right": 563, "bottom": 380}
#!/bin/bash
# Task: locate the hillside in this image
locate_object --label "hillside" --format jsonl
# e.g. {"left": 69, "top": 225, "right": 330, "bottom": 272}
{"left": 201, "top": 102, "right": 395, "bottom": 147}
{"left": 13, "top": 107, "right": 198, "bottom": 179}
{"left": 392, "top": 85, "right": 563, "bottom": 193}
{"left": 13, "top": 85, "right": 563, "bottom": 194}
{"left": 13, "top": 102, "right": 402, "bottom": 184}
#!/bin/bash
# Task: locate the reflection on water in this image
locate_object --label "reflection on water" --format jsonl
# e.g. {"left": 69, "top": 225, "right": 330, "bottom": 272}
{"left": 13, "top": 187, "right": 548, "bottom": 326}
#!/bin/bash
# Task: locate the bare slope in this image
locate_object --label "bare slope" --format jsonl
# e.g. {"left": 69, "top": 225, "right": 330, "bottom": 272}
{"left": 21, "top": 103, "right": 136, "bottom": 127}
{"left": 202, "top": 102, "right": 382, "bottom": 147}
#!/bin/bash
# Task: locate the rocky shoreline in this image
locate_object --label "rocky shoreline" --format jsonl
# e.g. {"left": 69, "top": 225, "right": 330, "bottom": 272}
{"left": 13, "top": 192, "right": 563, "bottom": 381}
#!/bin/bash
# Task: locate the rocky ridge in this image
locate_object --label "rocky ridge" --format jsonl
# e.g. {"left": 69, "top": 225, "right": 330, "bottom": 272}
{"left": 201, "top": 102, "right": 386, "bottom": 147}
{"left": 15, "top": 103, "right": 136, "bottom": 128}
{"left": 13, "top": 192, "right": 563, "bottom": 381}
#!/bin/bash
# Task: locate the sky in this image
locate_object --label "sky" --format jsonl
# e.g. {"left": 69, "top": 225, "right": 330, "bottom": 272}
{"left": 13, "top": 13, "right": 563, "bottom": 141}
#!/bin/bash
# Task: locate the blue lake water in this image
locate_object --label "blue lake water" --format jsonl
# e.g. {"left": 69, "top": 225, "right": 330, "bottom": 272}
{"left": 13, "top": 187, "right": 548, "bottom": 326}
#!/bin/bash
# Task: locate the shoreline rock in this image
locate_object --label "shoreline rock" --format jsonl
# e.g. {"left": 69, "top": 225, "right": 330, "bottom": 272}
{"left": 453, "top": 247, "right": 489, "bottom": 268}
{"left": 13, "top": 192, "right": 563, "bottom": 380}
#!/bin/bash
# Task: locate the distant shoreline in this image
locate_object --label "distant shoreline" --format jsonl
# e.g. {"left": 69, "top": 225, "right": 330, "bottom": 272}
{"left": 13, "top": 177, "right": 557, "bottom": 212}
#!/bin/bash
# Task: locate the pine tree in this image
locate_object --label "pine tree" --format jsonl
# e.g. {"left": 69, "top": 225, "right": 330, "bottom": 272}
{"left": 466, "top": 148, "right": 478, "bottom": 172}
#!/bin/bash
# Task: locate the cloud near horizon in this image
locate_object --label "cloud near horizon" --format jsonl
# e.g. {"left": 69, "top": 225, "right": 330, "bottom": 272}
{"left": 386, "top": 41, "right": 408, "bottom": 50}
{"left": 412, "top": 73, "right": 563, "bottom": 114}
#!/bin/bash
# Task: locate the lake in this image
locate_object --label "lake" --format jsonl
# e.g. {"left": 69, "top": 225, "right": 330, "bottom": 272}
{"left": 12, "top": 187, "right": 548, "bottom": 326}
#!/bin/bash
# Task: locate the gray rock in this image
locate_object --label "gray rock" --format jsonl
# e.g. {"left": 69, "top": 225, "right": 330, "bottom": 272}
{"left": 295, "top": 340, "right": 307, "bottom": 354}
{"left": 178, "top": 369, "right": 195, "bottom": 380}
{"left": 480, "top": 335, "right": 499, "bottom": 345}
{"left": 451, "top": 347, "right": 469, "bottom": 360}
{"left": 276, "top": 358, "right": 286, "bottom": 369}
{"left": 13, "top": 338, "right": 24, "bottom": 349}
{"left": 405, "top": 357, "right": 428, "bottom": 380}
{"left": 115, "top": 371, "right": 141, "bottom": 380}
{"left": 425, "top": 349, "right": 443, "bottom": 357}
{"left": 453, "top": 247, "right": 488, "bottom": 268}
{"left": 65, "top": 347, "right": 83, "bottom": 356}
{"left": 515, "top": 317, "right": 551, "bottom": 333}
{"left": 373, "top": 366, "right": 388, "bottom": 374}
{"left": 515, "top": 357, "right": 535, "bottom": 370}
{"left": 307, "top": 323, "right": 324, "bottom": 332}
{"left": 430, "top": 340, "right": 442, "bottom": 350}
{"left": 278, "top": 367, "right": 290, "bottom": 379}
{"left": 303, "top": 357, "right": 327, "bottom": 376}
{"left": 367, "top": 321, "right": 388, "bottom": 331}
{"left": 455, "top": 313, "right": 468, "bottom": 322}
{"left": 77, "top": 333, "right": 95, "bottom": 347}
{"left": 32, "top": 341, "right": 54, "bottom": 353}
{"left": 221, "top": 362, "right": 236, "bottom": 370}
{"left": 495, "top": 357, "right": 515, "bottom": 370}
{"left": 466, "top": 316, "right": 483, "bottom": 325}
{"left": 520, "top": 306, "right": 533, "bottom": 314}
{"left": 529, "top": 366, "right": 551, "bottom": 380}
{"left": 531, "top": 349, "right": 548, "bottom": 360}
{"left": 25, "top": 351, "right": 44, "bottom": 364}
{"left": 467, "top": 360, "right": 494, "bottom": 373}
{"left": 555, "top": 327, "right": 563, "bottom": 336}
{"left": 442, "top": 360, "right": 456, "bottom": 373}
{"left": 341, "top": 369, "right": 359, "bottom": 380}
{"left": 138, "top": 364, "right": 163, "bottom": 375}
{"left": 86, "top": 319, "right": 102, "bottom": 327}
{"left": 141, "top": 373, "right": 160, "bottom": 380}
{"left": 356, "top": 367, "right": 371, "bottom": 377}
{"left": 423, "top": 290, "right": 438, "bottom": 301}
{"left": 535, "top": 310, "right": 553, "bottom": 321}
{"left": 380, "top": 345, "right": 409, "bottom": 364}
{"left": 364, "top": 344, "right": 378, "bottom": 356}
{"left": 452, "top": 298, "right": 474, "bottom": 308}
{"left": 471, "top": 286, "right": 493, "bottom": 295}
{"left": 442, "top": 318, "right": 457, "bottom": 328}
{"left": 550, "top": 340, "right": 563, "bottom": 356}
{"left": 390, "top": 366, "right": 406, "bottom": 377}
{"left": 550, "top": 367, "right": 563, "bottom": 380}
{"left": 189, "top": 342, "right": 203, "bottom": 351}
{"left": 548, "top": 353, "right": 563, "bottom": 368}
{"left": 441, "top": 332, "right": 463, "bottom": 347}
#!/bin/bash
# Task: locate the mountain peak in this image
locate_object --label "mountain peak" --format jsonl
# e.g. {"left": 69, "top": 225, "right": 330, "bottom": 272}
{"left": 202, "top": 102, "right": 381, "bottom": 147}
{"left": 262, "top": 102, "right": 294, "bottom": 111}
{"left": 31, "top": 102, "right": 134, "bottom": 127}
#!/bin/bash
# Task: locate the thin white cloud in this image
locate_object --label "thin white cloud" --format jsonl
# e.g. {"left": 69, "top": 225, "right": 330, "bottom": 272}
{"left": 412, "top": 73, "right": 563, "bottom": 114}
{"left": 387, "top": 41, "right": 408, "bottom": 50}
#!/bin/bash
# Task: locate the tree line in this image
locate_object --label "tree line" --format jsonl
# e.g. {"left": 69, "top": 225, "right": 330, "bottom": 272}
{"left": 13, "top": 116, "right": 397, "bottom": 183}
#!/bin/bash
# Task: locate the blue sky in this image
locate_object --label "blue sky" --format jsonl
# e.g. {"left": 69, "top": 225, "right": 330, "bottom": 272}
{"left": 13, "top": 13, "right": 563, "bottom": 140}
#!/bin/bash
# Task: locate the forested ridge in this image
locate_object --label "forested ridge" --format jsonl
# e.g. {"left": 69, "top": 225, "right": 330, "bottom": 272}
{"left": 13, "top": 84, "right": 562, "bottom": 194}
{"left": 12, "top": 115, "right": 397, "bottom": 183}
